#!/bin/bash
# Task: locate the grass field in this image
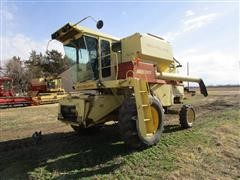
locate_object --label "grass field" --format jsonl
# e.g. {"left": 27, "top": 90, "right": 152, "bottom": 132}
{"left": 0, "top": 87, "right": 239, "bottom": 179}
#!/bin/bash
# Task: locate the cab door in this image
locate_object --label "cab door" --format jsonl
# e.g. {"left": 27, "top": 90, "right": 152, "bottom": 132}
{"left": 100, "top": 39, "right": 111, "bottom": 79}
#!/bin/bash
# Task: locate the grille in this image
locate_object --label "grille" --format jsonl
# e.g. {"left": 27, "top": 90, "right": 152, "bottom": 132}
{"left": 60, "top": 105, "right": 77, "bottom": 119}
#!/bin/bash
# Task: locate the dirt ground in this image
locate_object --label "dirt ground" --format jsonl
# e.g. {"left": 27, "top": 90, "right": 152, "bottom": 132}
{"left": 0, "top": 87, "right": 239, "bottom": 179}
{"left": 165, "top": 87, "right": 240, "bottom": 123}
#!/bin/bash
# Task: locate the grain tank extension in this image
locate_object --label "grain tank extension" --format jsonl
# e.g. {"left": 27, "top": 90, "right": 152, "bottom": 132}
{"left": 52, "top": 17, "right": 208, "bottom": 149}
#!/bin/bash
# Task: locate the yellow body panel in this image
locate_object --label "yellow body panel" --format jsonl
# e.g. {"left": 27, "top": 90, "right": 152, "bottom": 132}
{"left": 172, "top": 85, "right": 184, "bottom": 100}
{"left": 151, "top": 84, "right": 173, "bottom": 107}
{"left": 59, "top": 94, "right": 123, "bottom": 127}
{"left": 121, "top": 33, "right": 174, "bottom": 72}
{"left": 151, "top": 84, "right": 184, "bottom": 107}
{"left": 59, "top": 95, "right": 88, "bottom": 123}
{"left": 88, "top": 95, "right": 123, "bottom": 123}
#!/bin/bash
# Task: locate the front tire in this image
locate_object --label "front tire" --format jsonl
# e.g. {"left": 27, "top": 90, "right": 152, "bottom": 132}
{"left": 118, "top": 96, "right": 164, "bottom": 149}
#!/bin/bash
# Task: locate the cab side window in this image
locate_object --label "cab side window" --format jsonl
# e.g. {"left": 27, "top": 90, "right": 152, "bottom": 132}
{"left": 101, "top": 40, "right": 111, "bottom": 78}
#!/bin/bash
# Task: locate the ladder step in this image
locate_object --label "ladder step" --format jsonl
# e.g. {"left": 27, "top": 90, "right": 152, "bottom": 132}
{"left": 142, "top": 104, "right": 149, "bottom": 107}
{"left": 146, "top": 133, "right": 154, "bottom": 137}
{"left": 139, "top": 91, "right": 147, "bottom": 93}
{"left": 144, "top": 118, "right": 151, "bottom": 122}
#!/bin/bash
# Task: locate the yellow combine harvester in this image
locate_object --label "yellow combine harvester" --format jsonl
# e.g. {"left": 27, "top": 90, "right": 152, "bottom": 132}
{"left": 29, "top": 77, "right": 67, "bottom": 105}
{"left": 52, "top": 17, "right": 208, "bottom": 149}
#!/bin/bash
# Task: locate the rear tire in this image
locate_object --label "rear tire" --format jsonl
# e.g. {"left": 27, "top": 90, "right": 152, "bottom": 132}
{"left": 118, "top": 96, "right": 164, "bottom": 149}
{"left": 179, "top": 104, "right": 195, "bottom": 128}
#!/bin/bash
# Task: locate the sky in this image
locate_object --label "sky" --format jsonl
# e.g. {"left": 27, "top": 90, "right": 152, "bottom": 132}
{"left": 0, "top": 0, "right": 239, "bottom": 85}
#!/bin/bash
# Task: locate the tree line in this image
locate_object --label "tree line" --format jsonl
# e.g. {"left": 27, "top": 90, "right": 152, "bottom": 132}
{"left": 3, "top": 50, "right": 71, "bottom": 94}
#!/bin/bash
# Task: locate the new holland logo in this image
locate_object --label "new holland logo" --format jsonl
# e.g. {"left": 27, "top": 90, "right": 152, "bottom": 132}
{"left": 136, "top": 69, "right": 152, "bottom": 75}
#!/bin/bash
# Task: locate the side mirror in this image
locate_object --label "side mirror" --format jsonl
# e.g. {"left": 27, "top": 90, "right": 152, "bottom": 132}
{"left": 96, "top": 20, "right": 104, "bottom": 29}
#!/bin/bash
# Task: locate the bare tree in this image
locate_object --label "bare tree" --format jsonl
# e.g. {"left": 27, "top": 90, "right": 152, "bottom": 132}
{"left": 5, "top": 56, "right": 28, "bottom": 94}
{"left": 4, "top": 50, "right": 71, "bottom": 94}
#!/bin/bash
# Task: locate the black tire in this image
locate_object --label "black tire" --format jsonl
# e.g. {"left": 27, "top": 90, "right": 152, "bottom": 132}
{"left": 179, "top": 104, "right": 195, "bottom": 128}
{"left": 71, "top": 125, "right": 101, "bottom": 135}
{"left": 118, "top": 96, "right": 164, "bottom": 149}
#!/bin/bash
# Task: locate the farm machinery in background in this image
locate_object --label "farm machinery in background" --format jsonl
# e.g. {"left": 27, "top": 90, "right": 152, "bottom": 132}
{"left": 0, "top": 65, "right": 68, "bottom": 107}
{"left": 0, "top": 77, "right": 32, "bottom": 107}
{"left": 28, "top": 77, "right": 68, "bottom": 105}
{"left": 0, "top": 76, "right": 68, "bottom": 107}
{"left": 52, "top": 17, "right": 208, "bottom": 149}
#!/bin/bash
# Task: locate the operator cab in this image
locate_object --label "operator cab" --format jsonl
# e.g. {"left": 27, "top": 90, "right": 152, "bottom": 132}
{"left": 45, "top": 78, "right": 63, "bottom": 92}
{"left": 52, "top": 22, "right": 120, "bottom": 88}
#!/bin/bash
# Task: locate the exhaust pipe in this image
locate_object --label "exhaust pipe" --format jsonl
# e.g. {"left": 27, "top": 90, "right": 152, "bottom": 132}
{"left": 156, "top": 72, "right": 208, "bottom": 97}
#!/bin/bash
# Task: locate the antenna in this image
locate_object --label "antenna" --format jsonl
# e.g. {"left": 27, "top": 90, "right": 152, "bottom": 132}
{"left": 73, "top": 16, "right": 103, "bottom": 29}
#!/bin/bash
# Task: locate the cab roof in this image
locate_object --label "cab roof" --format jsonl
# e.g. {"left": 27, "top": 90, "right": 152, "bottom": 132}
{"left": 51, "top": 23, "right": 120, "bottom": 44}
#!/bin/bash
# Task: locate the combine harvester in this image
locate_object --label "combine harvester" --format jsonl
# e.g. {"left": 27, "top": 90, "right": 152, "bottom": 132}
{"left": 0, "top": 77, "right": 32, "bottom": 108}
{"left": 52, "top": 17, "right": 208, "bottom": 149}
{"left": 28, "top": 77, "right": 67, "bottom": 105}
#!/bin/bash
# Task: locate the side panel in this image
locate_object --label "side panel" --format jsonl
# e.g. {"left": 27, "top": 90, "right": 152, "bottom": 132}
{"left": 151, "top": 84, "right": 173, "bottom": 107}
{"left": 88, "top": 95, "right": 124, "bottom": 123}
{"left": 121, "top": 33, "right": 141, "bottom": 62}
{"left": 172, "top": 85, "right": 184, "bottom": 103}
{"left": 151, "top": 84, "right": 184, "bottom": 107}
{"left": 58, "top": 94, "right": 124, "bottom": 127}
{"left": 121, "top": 33, "right": 174, "bottom": 62}
{"left": 140, "top": 34, "right": 173, "bottom": 62}
{"left": 120, "top": 33, "right": 174, "bottom": 72}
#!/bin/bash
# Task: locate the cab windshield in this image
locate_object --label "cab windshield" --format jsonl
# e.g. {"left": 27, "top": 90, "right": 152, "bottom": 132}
{"left": 64, "top": 35, "right": 98, "bottom": 83}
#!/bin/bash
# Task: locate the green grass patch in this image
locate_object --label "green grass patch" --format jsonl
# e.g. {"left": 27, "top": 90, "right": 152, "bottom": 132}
{"left": 0, "top": 109, "right": 239, "bottom": 179}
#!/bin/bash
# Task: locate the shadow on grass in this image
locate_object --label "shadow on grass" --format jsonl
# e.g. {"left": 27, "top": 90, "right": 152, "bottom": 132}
{"left": 0, "top": 122, "right": 186, "bottom": 179}
{"left": 0, "top": 124, "right": 129, "bottom": 179}
{"left": 163, "top": 125, "right": 183, "bottom": 133}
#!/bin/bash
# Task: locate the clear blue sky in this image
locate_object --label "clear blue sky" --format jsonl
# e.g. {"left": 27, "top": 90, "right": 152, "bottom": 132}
{"left": 1, "top": 1, "right": 239, "bottom": 85}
